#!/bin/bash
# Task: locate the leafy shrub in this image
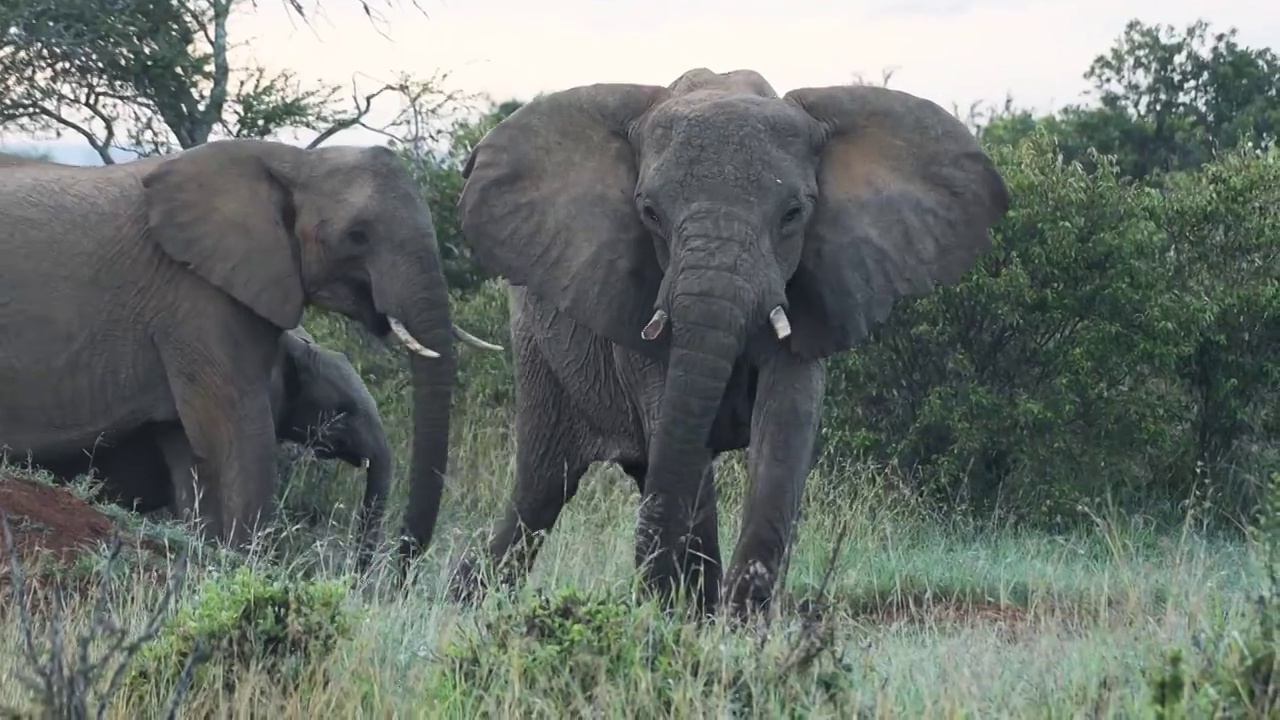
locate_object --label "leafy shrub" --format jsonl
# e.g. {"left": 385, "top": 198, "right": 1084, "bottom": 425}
{"left": 816, "top": 132, "right": 1278, "bottom": 520}
{"left": 1159, "top": 149, "right": 1280, "bottom": 509}
{"left": 435, "top": 588, "right": 854, "bottom": 716}
{"left": 126, "top": 566, "right": 357, "bottom": 694}
{"left": 819, "top": 129, "right": 1196, "bottom": 513}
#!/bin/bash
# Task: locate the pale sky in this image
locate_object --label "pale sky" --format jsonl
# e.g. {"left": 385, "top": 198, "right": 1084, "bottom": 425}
{"left": 5, "top": 0, "right": 1278, "bottom": 163}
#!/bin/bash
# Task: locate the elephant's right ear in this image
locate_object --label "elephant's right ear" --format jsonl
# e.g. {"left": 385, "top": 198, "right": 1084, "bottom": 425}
{"left": 142, "top": 140, "right": 307, "bottom": 331}
{"left": 458, "top": 84, "right": 671, "bottom": 355}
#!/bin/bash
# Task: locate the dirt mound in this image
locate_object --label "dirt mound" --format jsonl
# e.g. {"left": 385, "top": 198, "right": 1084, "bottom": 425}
{"left": 0, "top": 472, "right": 119, "bottom": 564}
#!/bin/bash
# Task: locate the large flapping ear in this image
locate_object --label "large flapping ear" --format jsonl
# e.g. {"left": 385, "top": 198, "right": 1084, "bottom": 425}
{"left": 142, "top": 140, "right": 307, "bottom": 330}
{"left": 782, "top": 85, "right": 1011, "bottom": 360}
{"left": 458, "top": 83, "right": 671, "bottom": 356}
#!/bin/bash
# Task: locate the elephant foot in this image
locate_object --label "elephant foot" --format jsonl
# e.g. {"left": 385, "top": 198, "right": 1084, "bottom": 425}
{"left": 635, "top": 536, "right": 723, "bottom": 621}
{"left": 723, "top": 560, "right": 778, "bottom": 624}
{"left": 446, "top": 553, "right": 494, "bottom": 607}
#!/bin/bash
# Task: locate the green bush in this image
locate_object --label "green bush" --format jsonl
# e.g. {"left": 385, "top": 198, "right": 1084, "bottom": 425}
{"left": 820, "top": 130, "right": 1194, "bottom": 512}
{"left": 1159, "top": 150, "right": 1280, "bottom": 503}
{"left": 814, "top": 132, "right": 1278, "bottom": 519}
{"left": 435, "top": 588, "right": 853, "bottom": 715}
{"left": 126, "top": 566, "right": 357, "bottom": 694}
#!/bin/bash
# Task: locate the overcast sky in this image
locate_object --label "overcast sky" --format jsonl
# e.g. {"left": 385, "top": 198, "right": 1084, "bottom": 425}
{"left": 4, "top": 0, "right": 1277, "bottom": 164}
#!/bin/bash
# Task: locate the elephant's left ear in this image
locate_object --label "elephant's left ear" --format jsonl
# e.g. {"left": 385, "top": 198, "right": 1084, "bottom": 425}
{"left": 782, "top": 85, "right": 1010, "bottom": 360}
{"left": 141, "top": 140, "right": 307, "bottom": 331}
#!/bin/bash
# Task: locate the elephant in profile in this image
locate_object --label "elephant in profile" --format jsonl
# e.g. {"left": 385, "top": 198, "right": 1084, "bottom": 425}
{"left": 29, "top": 327, "right": 403, "bottom": 557}
{"left": 0, "top": 139, "right": 500, "bottom": 559}
{"left": 453, "top": 68, "right": 1010, "bottom": 617}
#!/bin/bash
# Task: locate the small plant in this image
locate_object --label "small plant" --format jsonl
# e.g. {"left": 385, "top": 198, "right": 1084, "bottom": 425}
{"left": 0, "top": 513, "right": 202, "bottom": 720}
{"left": 126, "top": 565, "right": 358, "bottom": 695}
{"left": 437, "top": 587, "right": 695, "bottom": 711}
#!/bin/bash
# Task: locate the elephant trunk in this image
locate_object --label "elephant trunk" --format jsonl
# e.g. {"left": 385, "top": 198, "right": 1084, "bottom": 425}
{"left": 639, "top": 209, "right": 785, "bottom": 597}
{"left": 374, "top": 256, "right": 457, "bottom": 567}
{"left": 357, "top": 429, "right": 393, "bottom": 557}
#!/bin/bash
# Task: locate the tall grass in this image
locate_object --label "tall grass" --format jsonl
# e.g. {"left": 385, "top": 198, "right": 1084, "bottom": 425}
{"left": 0, "top": 417, "right": 1268, "bottom": 716}
{"left": 0, "top": 293, "right": 1270, "bottom": 716}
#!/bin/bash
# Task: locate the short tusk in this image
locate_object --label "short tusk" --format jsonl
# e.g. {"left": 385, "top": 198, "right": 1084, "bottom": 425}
{"left": 453, "top": 324, "right": 504, "bottom": 352}
{"left": 769, "top": 306, "right": 792, "bottom": 340}
{"left": 388, "top": 317, "right": 440, "bottom": 358}
{"left": 641, "top": 309, "right": 668, "bottom": 341}
{"left": 360, "top": 458, "right": 370, "bottom": 470}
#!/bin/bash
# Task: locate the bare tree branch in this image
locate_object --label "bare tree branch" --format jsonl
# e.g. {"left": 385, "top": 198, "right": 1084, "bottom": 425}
{"left": 304, "top": 79, "right": 397, "bottom": 148}
{"left": 0, "top": 0, "right": 457, "bottom": 160}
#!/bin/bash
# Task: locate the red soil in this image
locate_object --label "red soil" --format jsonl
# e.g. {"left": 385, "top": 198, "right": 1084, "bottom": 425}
{"left": 0, "top": 472, "right": 119, "bottom": 564}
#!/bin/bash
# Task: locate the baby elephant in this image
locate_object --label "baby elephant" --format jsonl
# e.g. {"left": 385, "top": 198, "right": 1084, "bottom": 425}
{"left": 32, "top": 328, "right": 394, "bottom": 558}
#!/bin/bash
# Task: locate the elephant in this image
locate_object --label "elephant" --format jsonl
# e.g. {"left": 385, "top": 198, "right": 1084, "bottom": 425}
{"left": 0, "top": 138, "right": 500, "bottom": 560}
{"left": 452, "top": 68, "right": 1011, "bottom": 618}
{"left": 27, "top": 327, "right": 398, "bottom": 558}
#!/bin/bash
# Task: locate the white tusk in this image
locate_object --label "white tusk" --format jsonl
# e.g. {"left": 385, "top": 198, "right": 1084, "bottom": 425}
{"left": 360, "top": 458, "right": 370, "bottom": 470}
{"left": 769, "top": 306, "right": 792, "bottom": 340}
{"left": 388, "top": 317, "right": 440, "bottom": 358}
{"left": 453, "top": 324, "right": 504, "bottom": 352}
{"left": 641, "top": 309, "right": 668, "bottom": 340}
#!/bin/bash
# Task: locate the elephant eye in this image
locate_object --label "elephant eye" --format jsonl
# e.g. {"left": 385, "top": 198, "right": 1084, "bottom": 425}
{"left": 781, "top": 205, "right": 804, "bottom": 227}
{"left": 347, "top": 230, "right": 370, "bottom": 247}
{"left": 641, "top": 204, "right": 661, "bottom": 226}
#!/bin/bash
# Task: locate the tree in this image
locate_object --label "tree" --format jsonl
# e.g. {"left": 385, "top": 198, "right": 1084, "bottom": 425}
{"left": 966, "top": 19, "right": 1280, "bottom": 185}
{"left": 0, "top": 0, "right": 463, "bottom": 162}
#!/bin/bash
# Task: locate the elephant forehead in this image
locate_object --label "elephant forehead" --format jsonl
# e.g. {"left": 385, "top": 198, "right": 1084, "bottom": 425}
{"left": 640, "top": 97, "right": 816, "bottom": 192}
{"left": 667, "top": 68, "right": 779, "bottom": 98}
{"left": 648, "top": 95, "right": 813, "bottom": 152}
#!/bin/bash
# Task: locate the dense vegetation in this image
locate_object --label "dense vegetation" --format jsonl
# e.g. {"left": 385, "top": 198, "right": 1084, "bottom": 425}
{"left": 0, "top": 9, "right": 1276, "bottom": 716}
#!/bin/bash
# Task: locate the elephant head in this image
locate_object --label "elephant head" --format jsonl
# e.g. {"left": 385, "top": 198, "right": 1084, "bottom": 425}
{"left": 272, "top": 327, "right": 393, "bottom": 555}
{"left": 140, "top": 139, "right": 464, "bottom": 563}
{"left": 458, "top": 69, "right": 1009, "bottom": 612}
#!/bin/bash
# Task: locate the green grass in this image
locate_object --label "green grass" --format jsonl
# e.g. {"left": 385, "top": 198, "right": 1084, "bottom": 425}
{"left": 0, "top": 311, "right": 1272, "bottom": 716}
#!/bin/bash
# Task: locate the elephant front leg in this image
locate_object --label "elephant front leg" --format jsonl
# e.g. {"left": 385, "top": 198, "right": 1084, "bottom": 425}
{"left": 724, "top": 353, "right": 824, "bottom": 619}
{"left": 162, "top": 357, "right": 281, "bottom": 549}
{"left": 634, "top": 458, "right": 722, "bottom": 616}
